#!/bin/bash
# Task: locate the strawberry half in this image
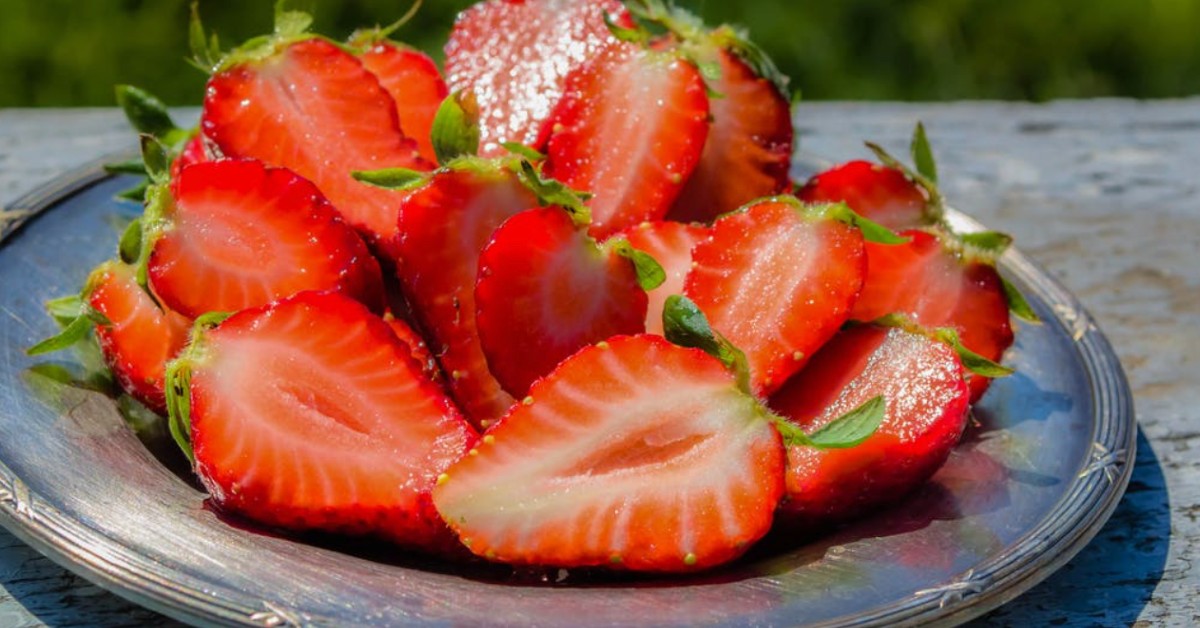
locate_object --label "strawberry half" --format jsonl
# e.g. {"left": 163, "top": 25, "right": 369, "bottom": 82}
{"left": 796, "top": 160, "right": 931, "bottom": 231}
{"left": 475, "top": 207, "right": 651, "bottom": 397}
{"left": 143, "top": 159, "right": 385, "bottom": 319}
{"left": 393, "top": 162, "right": 541, "bottom": 427}
{"left": 357, "top": 39, "right": 448, "bottom": 165}
{"left": 617, "top": 220, "right": 709, "bottom": 335}
{"left": 540, "top": 40, "right": 710, "bottom": 239}
{"left": 433, "top": 334, "right": 785, "bottom": 572}
{"left": 201, "top": 32, "right": 430, "bottom": 250}
{"left": 444, "top": 0, "right": 624, "bottom": 155}
{"left": 684, "top": 198, "right": 882, "bottom": 396}
{"left": 769, "top": 324, "right": 970, "bottom": 526}
{"left": 669, "top": 42, "right": 792, "bottom": 223}
{"left": 849, "top": 229, "right": 1014, "bottom": 402}
{"left": 170, "top": 291, "right": 477, "bottom": 552}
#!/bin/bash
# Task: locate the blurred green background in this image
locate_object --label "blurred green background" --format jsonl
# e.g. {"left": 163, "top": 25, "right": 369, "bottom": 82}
{"left": 1, "top": 0, "right": 1198, "bottom": 107}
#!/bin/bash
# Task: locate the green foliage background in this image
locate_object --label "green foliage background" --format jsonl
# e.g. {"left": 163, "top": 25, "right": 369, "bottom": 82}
{"left": 1, "top": 0, "right": 1198, "bottom": 107}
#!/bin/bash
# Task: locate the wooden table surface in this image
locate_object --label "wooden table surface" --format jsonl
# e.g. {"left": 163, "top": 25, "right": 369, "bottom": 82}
{"left": 1, "top": 101, "right": 1197, "bottom": 626}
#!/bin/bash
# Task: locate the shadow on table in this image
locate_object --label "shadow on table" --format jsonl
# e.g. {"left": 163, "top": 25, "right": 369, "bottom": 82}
{"left": 971, "top": 427, "right": 1169, "bottom": 626}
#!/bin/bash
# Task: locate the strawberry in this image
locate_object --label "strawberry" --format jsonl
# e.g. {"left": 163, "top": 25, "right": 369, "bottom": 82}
{"left": 196, "top": 9, "right": 430, "bottom": 251}
{"left": 356, "top": 38, "right": 448, "bottom": 164}
{"left": 433, "top": 334, "right": 786, "bottom": 572}
{"left": 617, "top": 220, "right": 708, "bottom": 335}
{"left": 392, "top": 161, "right": 541, "bottom": 427}
{"left": 540, "top": 40, "right": 710, "bottom": 238}
{"left": 28, "top": 261, "right": 191, "bottom": 414}
{"left": 444, "top": 0, "right": 625, "bottom": 156}
{"left": 171, "top": 133, "right": 212, "bottom": 179}
{"left": 795, "top": 123, "right": 943, "bottom": 231}
{"left": 666, "top": 37, "right": 793, "bottom": 222}
{"left": 769, "top": 324, "right": 972, "bottom": 526}
{"left": 684, "top": 198, "right": 900, "bottom": 396}
{"left": 167, "top": 291, "right": 477, "bottom": 552}
{"left": 141, "top": 159, "right": 385, "bottom": 319}
{"left": 475, "top": 206, "right": 657, "bottom": 397}
{"left": 848, "top": 228, "right": 1017, "bottom": 402}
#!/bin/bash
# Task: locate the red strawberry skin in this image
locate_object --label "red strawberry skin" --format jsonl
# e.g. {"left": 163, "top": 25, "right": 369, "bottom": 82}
{"left": 617, "top": 220, "right": 709, "bottom": 335}
{"left": 359, "top": 41, "right": 448, "bottom": 165}
{"left": 796, "top": 161, "right": 929, "bottom": 231}
{"left": 769, "top": 325, "right": 970, "bottom": 526}
{"left": 685, "top": 199, "right": 866, "bottom": 396}
{"left": 394, "top": 167, "right": 540, "bottom": 427}
{"left": 170, "top": 132, "right": 211, "bottom": 179}
{"left": 669, "top": 47, "right": 792, "bottom": 223}
{"left": 87, "top": 262, "right": 190, "bottom": 414}
{"left": 445, "top": 0, "right": 624, "bottom": 156}
{"left": 849, "top": 229, "right": 1013, "bottom": 401}
{"left": 147, "top": 159, "right": 384, "bottom": 319}
{"left": 187, "top": 291, "right": 477, "bottom": 552}
{"left": 541, "top": 42, "right": 711, "bottom": 239}
{"left": 202, "top": 38, "right": 431, "bottom": 250}
{"left": 433, "top": 334, "right": 784, "bottom": 572}
{"left": 476, "top": 207, "right": 647, "bottom": 396}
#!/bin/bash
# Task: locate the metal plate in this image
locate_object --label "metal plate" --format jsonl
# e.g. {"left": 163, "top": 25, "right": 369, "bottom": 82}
{"left": 0, "top": 158, "right": 1135, "bottom": 627}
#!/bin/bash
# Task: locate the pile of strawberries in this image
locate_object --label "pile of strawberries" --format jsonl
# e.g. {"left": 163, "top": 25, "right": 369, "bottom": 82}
{"left": 30, "top": 0, "right": 1035, "bottom": 574}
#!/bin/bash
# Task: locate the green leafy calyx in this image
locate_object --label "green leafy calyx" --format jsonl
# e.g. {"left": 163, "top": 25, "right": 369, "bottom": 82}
{"left": 662, "top": 295, "right": 751, "bottom": 392}
{"left": 431, "top": 91, "right": 482, "bottom": 165}
{"left": 608, "top": 239, "right": 667, "bottom": 291}
{"left": 771, "top": 396, "right": 888, "bottom": 450}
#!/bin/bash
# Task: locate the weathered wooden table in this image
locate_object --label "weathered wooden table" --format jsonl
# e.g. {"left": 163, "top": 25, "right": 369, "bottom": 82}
{"left": 1, "top": 101, "right": 1196, "bottom": 626}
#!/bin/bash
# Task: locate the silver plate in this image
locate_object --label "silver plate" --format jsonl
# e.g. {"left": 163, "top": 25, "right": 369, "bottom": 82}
{"left": 0, "top": 156, "right": 1135, "bottom": 627}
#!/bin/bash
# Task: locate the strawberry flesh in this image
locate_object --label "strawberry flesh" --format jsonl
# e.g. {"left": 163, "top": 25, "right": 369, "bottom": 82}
{"left": 849, "top": 229, "right": 1013, "bottom": 401}
{"left": 444, "top": 0, "right": 624, "bottom": 156}
{"left": 796, "top": 160, "right": 930, "bottom": 231}
{"left": 186, "top": 291, "right": 477, "bottom": 552}
{"left": 359, "top": 41, "right": 449, "bottom": 164}
{"left": 769, "top": 325, "right": 970, "bottom": 526}
{"left": 685, "top": 199, "right": 866, "bottom": 396}
{"left": 433, "top": 334, "right": 784, "bottom": 572}
{"left": 202, "top": 38, "right": 430, "bottom": 251}
{"left": 147, "top": 159, "right": 385, "bottom": 319}
{"left": 617, "top": 220, "right": 709, "bottom": 335}
{"left": 394, "top": 166, "right": 540, "bottom": 427}
{"left": 541, "top": 41, "right": 710, "bottom": 239}
{"left": 87, "top": 262, "right": 190, "bottom": 414}
{"left": 476, "top": 207, "right": 647, "bottom": 396}
{"left": 669, "top": 47, "right": 792, "bottom": 223}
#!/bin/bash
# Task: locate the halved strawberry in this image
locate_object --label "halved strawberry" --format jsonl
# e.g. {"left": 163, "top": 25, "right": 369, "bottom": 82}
{"left": 357, "top": 39, "right": 448, "bottom": 165}
{"left": 200, "top": 26, "right": 430, "bottom": 250}
{"left": 668, "top": 42, "right": 792, "bottom": 223}
{"left": 617, "top": 220, "right": 708, "bottom": 335}
{"left": 769, "top": 324, "right": 970, "bottom": 526}
{"left": 170, "top": 291, "right": 477, "bottom": 552}
{"left": 444, "top": 0, "right": 624, "bottom": 155}
{"left": 796, "top": 161, "right": 931, "bottom": 231}
{"left": 433, "top": 334, "right": 785, "bottom": 572}
{"left": 393, "top": 162, "right": 541, "bottom": 427}
{"left": 475, "top": 207, "right": 650, "bottom": 397}
{"left": 849, "top": 229, "right": 1014, "bottom": 401}
{"left": 684, "top": 198, "right": 880, "bottom": 396}
{"left": 143, "top": 159, "right": 385, "bottom": 319}
{"left": 540, "top": 40, "right": 710, "bottom": 238}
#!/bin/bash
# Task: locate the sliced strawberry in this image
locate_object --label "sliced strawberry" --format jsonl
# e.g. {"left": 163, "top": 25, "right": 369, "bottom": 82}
{"left": 796, "top": 160, "right": 931, "bottom": 231}
{"left": 433, "top": 334, "right": 784, "bottom": 572}
{"left": 769, "top": 325, "right": 970, "bottom": 526}
{"left": 176, "top": 291, "right": 477, "bottom": 552}
{"left": 202, "top": 37, "right": 431, "bottom": 251}
{"left": 684, "top": 199, "right": 867, "bottom": 396}
{"left": 394, "top": 164, "right": 540, "bottom": 427}
{"left": 145, "top": 159, "right": 384, "bottom": 319}
{"left": 541, "top": 41, "right": 710, "bottom": 238}
{"left": 849, "top": 229, "right": 1013, "bottom": 401}
{"left": 87, "top": 262, "right": 191, "bottom": 413}
{"left": 444, "top": 0, "right": 624, "bottom": 156}
{"left": 617, "top": 220, "right": 708, "bottom": 335}
{"left": 476, "top": 207, "right": 647, "bottom": 397}
{"left": 358, "top": 41, "right": 448, "bottom": 164}
{"left": 383, "top": 311, "right": 441, "bottom": 384}
{"left": 668, "top": 45, "right": 792, "bottom": 223}
{"left": 170, "top": 132, "right": 212, "bottom": 179}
